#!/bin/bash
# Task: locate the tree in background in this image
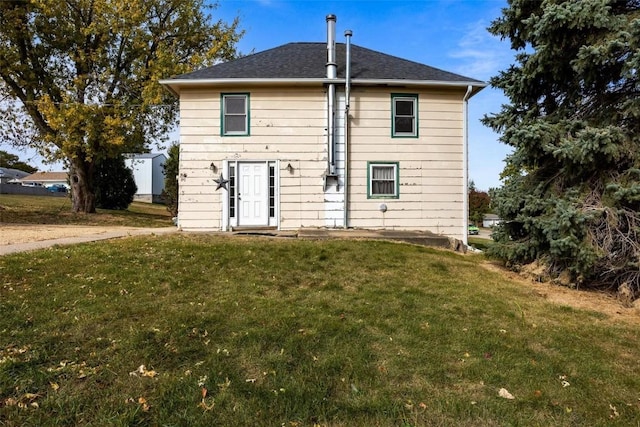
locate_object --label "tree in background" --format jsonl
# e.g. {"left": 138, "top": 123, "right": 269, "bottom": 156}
{"left": 468, "top": 181, "right": 491, "bottom": 225}
{"left": 483, "top": 0, "right": 640, "bottom": 295}
{"left": 0, "top": 150, "right": 38, "bottom": 173}
{"left": 94, "top": 155, "right": 137, "bottom": 210}
{"left": 162, "top": 143, "right": 179, "bottom": 217}
{"left": 0, "top": 0, "right": 241, "bottom": 213}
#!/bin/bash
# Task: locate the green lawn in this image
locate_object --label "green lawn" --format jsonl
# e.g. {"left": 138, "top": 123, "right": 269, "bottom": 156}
{"left": 468, "top": 236, "right": 494, "bottom": 252}
{"left": 1, "top": 235, "right": 638, "bottom": 426}
{"left": 0, "top": 194, "right": 172, "bottom": 227}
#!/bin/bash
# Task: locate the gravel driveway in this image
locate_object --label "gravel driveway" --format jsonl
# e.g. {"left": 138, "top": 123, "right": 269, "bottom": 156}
{"left": 0, "top": 224, "right": 177, "bottom": 255}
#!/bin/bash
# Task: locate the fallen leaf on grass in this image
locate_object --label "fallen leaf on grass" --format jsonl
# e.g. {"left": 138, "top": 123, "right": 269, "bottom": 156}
{"left": 559, "top": 375, "right": 570, "bottom": 387}
{"left": 3, "top": 398, "right": 18, "bottom": 406}
{"left": 498, "top": 388, "right": 515, "bottom": 400}
{"left": 129, "top": 364, "right": 158, "bottom": 378}
{"left": 3, "top": 393, "right": 41, "bottom": 409}
{"left": 198, "top": 389, "right": 215, "bottom": 411}
{"left": 610, "top": 404, "right": 619, "bottom": 418}
{"left": 198, "top": 375, "right": 208, "bottom": 387}
{"left": 138, "top": 397, "right": 150, "bottom": 412}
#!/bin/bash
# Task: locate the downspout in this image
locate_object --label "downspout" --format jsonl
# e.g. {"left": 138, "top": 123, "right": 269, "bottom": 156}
{"left": 462, "top": 85, "right": 472, "bottom": 246}
{"left": 326, "top": 14, "right": 337, "bottom": 176}
{"left": 343, "top": 29, "right": 352, "bottom": 228}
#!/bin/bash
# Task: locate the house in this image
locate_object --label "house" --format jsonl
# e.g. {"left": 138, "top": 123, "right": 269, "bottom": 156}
{"left": 20, "top": 171, "right": 69, "bottom": 188}
{"left": 482, "top": 213, "right": 502, "bottom": 228}
{"left": 0, "top": 167, "right": 30, "bottom": 184}
{"left": 124, "top": 153, "right": 167, "bottom": 203}
{"left": 160, "top": 15, "right": 486, "bottom": 242}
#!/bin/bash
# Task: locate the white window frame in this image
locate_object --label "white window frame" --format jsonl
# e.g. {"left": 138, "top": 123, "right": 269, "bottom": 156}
{"left": 367, "top": 161, "right": 399, "bottom": 199}
{"left": 221, "top": 93, "right": 249, "bottom": 136}
{"left": 391, "top": 94, "right": 418, "bottom": 137}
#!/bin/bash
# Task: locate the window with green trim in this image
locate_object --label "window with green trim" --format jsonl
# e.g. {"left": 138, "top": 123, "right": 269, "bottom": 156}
{"left": 221, "top": 93, "right": 249, "bottom": 136}
{"left": 367, "top": 162, "right": 399, "bottom": 199}
{"left": 391, "top": 94, "right": 418, "bottom": 137}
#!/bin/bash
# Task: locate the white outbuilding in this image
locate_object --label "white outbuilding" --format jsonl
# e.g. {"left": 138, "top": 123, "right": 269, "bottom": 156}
{"left": 124, "top": 153, "right": 167, "bottom": 203}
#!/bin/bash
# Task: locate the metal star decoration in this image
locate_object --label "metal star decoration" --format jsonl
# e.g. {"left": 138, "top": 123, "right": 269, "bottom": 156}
{"left": 214, "top": 173, "right": 229, "bottom": 191}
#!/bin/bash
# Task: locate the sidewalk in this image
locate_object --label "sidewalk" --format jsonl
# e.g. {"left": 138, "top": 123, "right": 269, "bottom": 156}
{"left": 0, "top": 227, "right": 178, "bottom": 256}
{"left": 2, "top": 226, "right": 461, "bottom": 256}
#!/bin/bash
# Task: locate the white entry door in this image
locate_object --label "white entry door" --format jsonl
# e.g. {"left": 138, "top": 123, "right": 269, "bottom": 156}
{"left": 238, "top": 162, "right": 268, "bottom": 226}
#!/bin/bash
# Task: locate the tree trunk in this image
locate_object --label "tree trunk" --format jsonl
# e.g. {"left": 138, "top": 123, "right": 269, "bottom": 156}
{"left": 70, "top": 156, "right": 96, "bottom": 213}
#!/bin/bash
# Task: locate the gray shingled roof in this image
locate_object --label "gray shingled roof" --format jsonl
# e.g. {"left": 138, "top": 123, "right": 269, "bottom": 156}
{"left": 172, "top": 42, "right": 482, "bottom": 83}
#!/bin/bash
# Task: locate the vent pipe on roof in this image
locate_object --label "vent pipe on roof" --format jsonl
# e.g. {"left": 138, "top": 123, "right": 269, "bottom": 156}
{"left": 343, "top": 29, "right": 352, "bottom": 228}
{"left": 326, "top": 14, "right": 337, "bottom": 176}
{"left": 344, "top": 29, "right": 352, "bottom": 109}
{"left": 326, "top": 14, "right": 337, "bottom": 79}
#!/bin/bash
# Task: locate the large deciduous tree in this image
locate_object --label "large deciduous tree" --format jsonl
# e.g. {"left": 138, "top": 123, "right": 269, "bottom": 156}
{"left": 468, "top": 180, "right": 491, "bottom": 225}
{"left": 0, "top": 0, "right": 241, "bottom": 212}
{"left": 484, "top": 0, "right": 640, "bottom": 295}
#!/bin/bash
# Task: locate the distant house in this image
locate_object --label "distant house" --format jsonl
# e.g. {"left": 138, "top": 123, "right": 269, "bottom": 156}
{"left": 20, "top": 171, "right": 69, "bottom": 188}
{"left": 483, "top": 213, "right": 502, "bottom": 228}
{"left": 0, "top": 167, "right": 30, "bottom": 184}
{"left": 124, "top": 153, "right": 167, "bottom": 203}
{"left": 160, "top": 15, "right": 485, "bottom": 241}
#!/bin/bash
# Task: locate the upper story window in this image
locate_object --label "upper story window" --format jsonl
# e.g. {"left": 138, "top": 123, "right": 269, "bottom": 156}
{"left": 391, "top": 94, "right": 418, "bottom": 137}
{"left": 221, "top": 93, "right": 249, "bottom": 136}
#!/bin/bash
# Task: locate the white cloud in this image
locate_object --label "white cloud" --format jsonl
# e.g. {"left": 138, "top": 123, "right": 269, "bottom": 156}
{"left": 450, "top": 19, "right": 512, "bottom": 81}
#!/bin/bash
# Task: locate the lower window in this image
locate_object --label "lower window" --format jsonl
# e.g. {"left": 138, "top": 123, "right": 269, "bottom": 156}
{"left": 367, "top": 162, "right": 399, "bottom": 199}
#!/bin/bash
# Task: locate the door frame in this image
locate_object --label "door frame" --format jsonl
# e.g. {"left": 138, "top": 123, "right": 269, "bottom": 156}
{"left": 222, "top": 160, "right": 279, "bottom": 231}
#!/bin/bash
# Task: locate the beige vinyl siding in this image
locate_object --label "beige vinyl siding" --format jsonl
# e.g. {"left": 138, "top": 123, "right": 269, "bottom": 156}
{"left": 347, "top": 88, "right": 465, "bottom": 238}
{"left": 177, "top": 84, "right": 467, "bottom": 239}
{"left": 178, "top": 86, "right": 331, "bottom": 231}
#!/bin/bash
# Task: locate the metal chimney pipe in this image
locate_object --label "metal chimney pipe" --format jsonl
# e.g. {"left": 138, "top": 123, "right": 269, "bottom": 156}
{"left": 343, "top": 29, "right": 352, "bottom": 228}
{"left": 326, "top": 14, "right": 337, "bottom": 79}
{"left": 344, "top": 29, "right": 352, "bottom": 110}
{"left": 326, "top": 14, "right": 337, "bottom": 175}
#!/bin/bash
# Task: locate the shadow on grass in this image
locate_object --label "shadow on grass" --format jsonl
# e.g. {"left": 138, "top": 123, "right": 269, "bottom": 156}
{"left": 0, "top": 194, "right": 172, "bottom": 227}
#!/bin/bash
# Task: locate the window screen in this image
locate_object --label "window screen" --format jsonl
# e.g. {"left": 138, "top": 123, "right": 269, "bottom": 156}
{"left": 222, "top": 94, "right": 248, "bottom": 135}
{"left": 392, "top": 95, "right": 417, "bottom": 137}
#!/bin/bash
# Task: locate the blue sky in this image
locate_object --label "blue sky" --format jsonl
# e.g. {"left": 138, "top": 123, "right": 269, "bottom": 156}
{"left": 214, "top": 0, "right": 515, "bottom": 191}
{"left": 5, "top": 0, "right": 514, "bottom": 191}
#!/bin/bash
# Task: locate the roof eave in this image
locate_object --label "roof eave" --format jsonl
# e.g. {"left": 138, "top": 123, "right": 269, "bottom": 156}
{"left": 352, "top": 79, "right": 487, "bottom": 96}
{"left": 159, "top": 77, "right": 487, "bottom": 96}
{"left": 159, "top": 78, "right": 328, "bottom": 95}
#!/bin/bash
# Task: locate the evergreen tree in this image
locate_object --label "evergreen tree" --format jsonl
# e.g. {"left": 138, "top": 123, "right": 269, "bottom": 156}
{"left": 0, "top": 150, "right": 37, "bottom": 173}
{"left": 94, "top": 156, "right": 137, "bottom": 210}
{"left": 0, "top": 0, "right": 241, "bottom": 213}
{"left": 483, "top": 0, "right": 640, "bottom": 294}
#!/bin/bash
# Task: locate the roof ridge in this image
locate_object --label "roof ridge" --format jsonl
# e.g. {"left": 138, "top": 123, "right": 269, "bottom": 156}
{"left": 167, "top": 41, "right": 485, "bottom": 84}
